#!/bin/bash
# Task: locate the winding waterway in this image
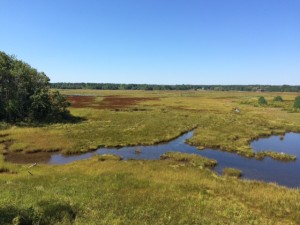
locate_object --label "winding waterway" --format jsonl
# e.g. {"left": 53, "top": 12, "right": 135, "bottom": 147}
{"left": 6, "top": 131, "right": 300, "bottom": 188}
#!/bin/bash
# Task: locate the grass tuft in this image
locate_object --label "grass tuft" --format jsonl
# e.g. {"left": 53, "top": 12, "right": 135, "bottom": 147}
{"left": 160, "top": 151, "right": 217, "bottom": 168}
{"left": 96, "top": 154, "right": 123, "bottom": 161}
{"left": 223, "top": 167, "right": 242, "bottom": 178}
{"left": 0, "top": 167, "right": 10, "bottom": 173}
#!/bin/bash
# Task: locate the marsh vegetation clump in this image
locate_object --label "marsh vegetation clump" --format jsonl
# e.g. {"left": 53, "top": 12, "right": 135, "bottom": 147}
{"left": 223, "top": 167, "right": 242, "bottom": 178}
{"left": 0, "top": 166, "right": 10, "bottom": 173}
{"left": 255, "top": 151, "right": 296, "bottom": 161}
{"left": 96, "top": 154, "right": 123, "bottom": 161}
{"left": 160, "top": 151, "right": 217, "bottom": 168}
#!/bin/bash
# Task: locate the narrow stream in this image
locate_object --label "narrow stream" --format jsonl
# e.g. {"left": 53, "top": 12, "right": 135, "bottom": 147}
{"left": 49, "top": 131, "right": 300, "bottom": 188}
{"left": 5, "top": 131, "right": 300, "bottom": 188}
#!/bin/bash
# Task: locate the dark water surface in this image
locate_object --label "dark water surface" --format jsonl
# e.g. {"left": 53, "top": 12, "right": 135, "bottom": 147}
{"left": 6, "top": 131, "right": 300, "bottom": 188}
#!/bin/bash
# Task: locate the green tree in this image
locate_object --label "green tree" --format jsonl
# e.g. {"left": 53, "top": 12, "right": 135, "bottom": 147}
{"left": 258, "top": 96, "right": 267, "bottom": 105}
{"left": 294, "top": 96, "right": 300, "bottom": 109}
{"left": 0, "top": 51, "right": 71, "bottom": 122}
{"left": 273, "top": 96, "right": 283, "bottom": 102}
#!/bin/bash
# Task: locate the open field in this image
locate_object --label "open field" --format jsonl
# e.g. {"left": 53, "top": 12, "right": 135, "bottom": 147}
{"left": 1, "top": 90, "right": 300, "bottom": 224}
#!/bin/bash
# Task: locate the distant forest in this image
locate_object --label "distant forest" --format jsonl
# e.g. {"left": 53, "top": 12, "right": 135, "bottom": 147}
{"left": 51, "top": 83, "right": 300, "bottom": 92}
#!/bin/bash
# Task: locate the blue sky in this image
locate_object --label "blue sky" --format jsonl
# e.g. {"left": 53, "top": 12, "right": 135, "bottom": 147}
{"left": 1, "top": 0, "right": 299, "bottom": 85}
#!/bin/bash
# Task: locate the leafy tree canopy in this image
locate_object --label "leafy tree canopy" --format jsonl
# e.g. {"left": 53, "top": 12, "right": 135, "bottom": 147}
{"left": 0, "top": 51, "right": 71, "bottom": 122}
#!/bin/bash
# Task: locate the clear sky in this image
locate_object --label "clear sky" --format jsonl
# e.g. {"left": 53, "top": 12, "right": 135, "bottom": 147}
{"left": 1, "top": 0, "right": 299, "bottom": 85}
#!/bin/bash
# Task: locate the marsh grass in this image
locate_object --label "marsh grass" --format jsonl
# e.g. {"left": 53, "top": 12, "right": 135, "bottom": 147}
{"left": 0, "top": 158, "right": 299, "bottom": 224}
{"left": 0, "top": 167, "right": 10, "bottom": 173}
{"left": 255, "top": 151, "right": 297, "bottom": 161}
{"left": 0, "top": 201, "right": 76, "bottom": 225}
{"left": 160, "top": 151, "right": 217, "bottom": 168}
{"left": 1, "top": 90, "right": 300, "bottom": 223}
{"left": 223, "top": 167, "right": 242, "bottom": 178}
{"left": 96, "top": 154, "right": 123, "bottom": 161}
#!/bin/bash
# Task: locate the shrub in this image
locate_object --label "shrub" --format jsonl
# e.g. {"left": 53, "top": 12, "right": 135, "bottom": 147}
{"left": 273, "top": 96, "right": 283, "bottom": 102}
{"left": 258, "top": 96, "right": 267, "bottom": 105}
{"left": 294, "top": 96, "right": 300, "bottom": 109}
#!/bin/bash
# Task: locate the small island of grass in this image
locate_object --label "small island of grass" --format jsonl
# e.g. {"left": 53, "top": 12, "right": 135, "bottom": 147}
{"left": 160, "top": 151, "right": 217, "bottom": 168}
{"left": 255, "top": 151, "right": 297, "bottom": 161}
{"left": 223, "top": 167, "right": 242, "bottom": 178}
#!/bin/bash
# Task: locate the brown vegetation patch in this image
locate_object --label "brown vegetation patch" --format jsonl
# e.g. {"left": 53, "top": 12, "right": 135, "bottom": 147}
{"left": 5, "top": 152, "right": 51, "bottom": 164}
{"left": 68, "top": 95, "right": 159, "bottom": 109}
{"left": 67, "top": 96, "right": 96, "bottom": 108}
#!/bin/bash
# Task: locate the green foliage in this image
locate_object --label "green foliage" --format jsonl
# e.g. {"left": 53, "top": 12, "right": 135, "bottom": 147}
{"left": 0, "top": 51, "right": 71, "bottom": 122}
{"left": 273, "top": 96, "right": 283, "bottom": 102}
{"left": 294, "top": 96, "right": 300, "bottom": 109}
{"left": 258, "top": 96, "right": 267, "bottom": 105}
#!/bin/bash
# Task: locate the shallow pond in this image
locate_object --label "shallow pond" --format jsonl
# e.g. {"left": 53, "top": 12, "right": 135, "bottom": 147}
{"left": 5, "top": 131, "right": 300, "bottom": 188}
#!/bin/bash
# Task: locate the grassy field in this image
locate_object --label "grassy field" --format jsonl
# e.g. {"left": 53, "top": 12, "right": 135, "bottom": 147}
{"left": 1, "top": 154, "right": 300, "bottom": 224}
{"left": 1, "top": 90, "right": 300, "bottom": 224}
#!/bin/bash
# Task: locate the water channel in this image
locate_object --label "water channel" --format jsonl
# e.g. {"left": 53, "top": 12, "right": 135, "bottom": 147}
{"left": 7, "top": 131, "right": 300, "bottom": 188}
{"left": 6, "top": 131, "right": 300, "bottom": 188}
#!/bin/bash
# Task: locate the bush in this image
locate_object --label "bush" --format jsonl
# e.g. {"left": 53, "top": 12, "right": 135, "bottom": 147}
{"left": 273, "top": 96, "right": 283, "bottom": 102}
{"left": 294, "top": 96, "right": 300, "bottom": 109}
{"left": 258, "top": 96, "right": 267, "bottom": 105}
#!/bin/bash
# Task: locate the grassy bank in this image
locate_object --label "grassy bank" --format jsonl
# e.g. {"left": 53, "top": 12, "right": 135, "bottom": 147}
{"left": 0, "top": 156, "right": 300, "bottom": 224}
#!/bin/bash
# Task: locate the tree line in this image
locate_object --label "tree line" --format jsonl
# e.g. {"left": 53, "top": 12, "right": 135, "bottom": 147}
{"left": 0, "top": 51, "right": 71, "bottom": 123}
{"left": 51, "top": 83, "right": 300, "bottom": 92}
